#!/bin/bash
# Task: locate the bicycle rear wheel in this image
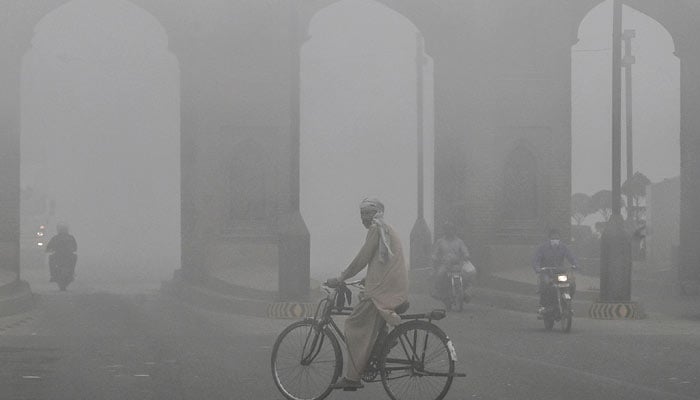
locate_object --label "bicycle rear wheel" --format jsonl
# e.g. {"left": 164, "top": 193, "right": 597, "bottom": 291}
{"left": 271, "top": 320, "right": 342, "bottom": 400}
{"left": 380, "top": 321, "right": 455, "bottom": 400}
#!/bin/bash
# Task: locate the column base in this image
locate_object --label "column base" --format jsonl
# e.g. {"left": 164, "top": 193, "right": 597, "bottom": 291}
{"left": 277, "top": 211, "right": 310, "bottom": 302}
{"left": 589, "top": 301, "right": 645, "bottom": 319}
{"left": 410, "top": 217, "right": 432, "bottom": 270}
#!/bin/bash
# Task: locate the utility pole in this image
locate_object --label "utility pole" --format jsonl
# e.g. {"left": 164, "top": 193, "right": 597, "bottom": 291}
{"left": 277, "top": 0, "right": 310, "bottom": 302}
{"left": 611, "top": 0, "right": 623, "bottom": 217}
{"left": 410, "top": 32, "right": 432, "bottom": 270}
{"left": 622, "top": 29, "right": 636, "bottom": 222}
{"left": 597, "top": 0, "right": 634, "bottom": 305}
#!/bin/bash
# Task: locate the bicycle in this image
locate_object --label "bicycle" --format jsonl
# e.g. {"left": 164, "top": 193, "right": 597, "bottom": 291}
{"left": 271, "top": 280, "right": 465, "bottom": 400}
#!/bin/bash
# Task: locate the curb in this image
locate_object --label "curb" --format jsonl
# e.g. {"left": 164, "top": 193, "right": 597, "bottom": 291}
{"left": 163, "top": 270, "right": 643, "bottom": 321}
{"left": 471, "top": 286, "right": 593, "bottom": 318}
{"left": 589, "top": 301, "right": 646, "bottom": 319}
{"left": 266, "top": 302, "right": 317, "bottom": 319}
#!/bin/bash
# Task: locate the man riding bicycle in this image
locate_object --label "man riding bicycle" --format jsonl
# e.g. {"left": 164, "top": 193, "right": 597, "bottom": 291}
{"left": 326, "top": 198, "right": 409, "bottom": 390}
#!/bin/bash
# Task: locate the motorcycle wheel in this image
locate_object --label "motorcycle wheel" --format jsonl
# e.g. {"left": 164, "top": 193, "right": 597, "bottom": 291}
{"left": 451, "top": 277, "right": 464, "bottom": 312}
{"left": 456, "top": 287, "right": 464, "bottom": 312}
{"left": 560, "top": 303, "right": 572, "bottom": 333}
{"left": 543, "top": 314, "right": 554, "bottom": 330}
{"left": 463, "top": 286, "right": 472, "bottom": 304}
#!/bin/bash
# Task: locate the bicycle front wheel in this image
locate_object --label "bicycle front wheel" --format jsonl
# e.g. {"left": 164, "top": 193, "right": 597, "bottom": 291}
{"left": 380, "top": 321, "right": 455, "bottom": 400}
{"left": 271, "top": 319, "right": 342, "bottom": 400}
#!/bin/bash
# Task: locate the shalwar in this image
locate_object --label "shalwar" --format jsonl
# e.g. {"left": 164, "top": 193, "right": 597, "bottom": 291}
{"left": 339, "top": 223, "right": 408, "bottom": 381}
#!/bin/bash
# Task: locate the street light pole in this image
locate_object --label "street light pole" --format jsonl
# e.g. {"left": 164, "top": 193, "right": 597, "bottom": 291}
{"left": 622, "top": 29, "right": 636, "bottom": 222}
{"left": 410, "top": 32, "right": 432, "bottom": 270}
{"left": 612, "top": 0, "right": 623, "bottom": 216}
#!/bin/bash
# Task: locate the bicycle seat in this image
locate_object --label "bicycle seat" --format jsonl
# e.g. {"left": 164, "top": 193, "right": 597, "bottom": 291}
{"left": 394, "top": 301, "right": 410, "bottom": 314}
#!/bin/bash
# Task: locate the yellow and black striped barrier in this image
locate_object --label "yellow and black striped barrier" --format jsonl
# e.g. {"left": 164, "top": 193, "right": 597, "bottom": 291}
{"left": 589, "top": 301, "right": 645, "bottom": 320}
{"left": 267, "top": 302, "right": 318, "bottom": 319}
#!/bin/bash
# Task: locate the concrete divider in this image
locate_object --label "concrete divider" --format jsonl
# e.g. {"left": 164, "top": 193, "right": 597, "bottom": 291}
{"left": 164, "top": 267, "right": 603, "bottom": 319}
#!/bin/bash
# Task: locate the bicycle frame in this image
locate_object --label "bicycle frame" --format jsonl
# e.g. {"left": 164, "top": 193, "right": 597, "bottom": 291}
{"left": 298, "top": 281, "right": 357, "bottom": 366}
{"left": 301, "top": 281, "right": 463, "bottom": 379}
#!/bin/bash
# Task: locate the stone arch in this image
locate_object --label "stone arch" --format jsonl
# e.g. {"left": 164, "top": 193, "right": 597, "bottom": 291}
{"left": 572, "top": 0, "right": 680, "bottom": 197}
{"left": 32, "top": 0, "right": 171, "bottom": 52}
{"left": 20, "top": 0, "right": 181, "bottom": 283}
{"left": 570, "top": 1, "right": 700, "bottom": 290}
{"left": 299, "top": 0, "right": 435, "bottom": 276}
{"left": 573, "top": 1, "right": 678, "bottom": 52}
{"left": 301, "top": 0, "right": 435, "bottom": 46}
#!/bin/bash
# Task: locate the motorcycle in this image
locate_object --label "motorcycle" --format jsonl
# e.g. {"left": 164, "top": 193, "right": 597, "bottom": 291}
{"left": 539, "top": 267, "right": 573, "bottom": 333}
{"left": 444, "top": 263, "right": 474, "bottom": 312}
{"left": 48, "top": 252, "right": 76, "bottom": 291}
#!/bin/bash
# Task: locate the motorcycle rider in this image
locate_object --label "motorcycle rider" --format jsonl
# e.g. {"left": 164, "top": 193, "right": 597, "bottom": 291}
{"left": 431, "top": 221, "right": 474, "bottom": 307}
{"left": 45, "top": 223, "right": 78, "bottom": 290}
{"left": 533, "top": 228, "right": 577, "bottom": 315}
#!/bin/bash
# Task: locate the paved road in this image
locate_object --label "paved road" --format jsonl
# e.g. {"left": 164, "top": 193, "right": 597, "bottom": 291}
{"left": 0, "top": 287, "right": 698, "bottom": 400}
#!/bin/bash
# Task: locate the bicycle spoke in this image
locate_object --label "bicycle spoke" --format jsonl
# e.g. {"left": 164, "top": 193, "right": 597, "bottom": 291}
{"left": 272, "top": 321, "right": 341, "bottom": 400}
{"left": 381, "top": 323, "right": 454, "bottom": 400}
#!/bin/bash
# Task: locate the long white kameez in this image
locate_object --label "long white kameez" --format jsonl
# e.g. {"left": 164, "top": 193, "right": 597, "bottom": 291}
{"left": 339, "top": 223, "right": 409, "bottom": 381}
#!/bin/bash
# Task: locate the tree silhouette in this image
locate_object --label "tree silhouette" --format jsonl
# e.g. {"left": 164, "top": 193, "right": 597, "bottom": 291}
{"left": 622, "top": 171, "right": 651, "bottom": 223}
{"left": 571, "top": 193, "right": 592, "bottom": 225}
{"left": 591, "top": 190, "right": 613, "bottom": 221}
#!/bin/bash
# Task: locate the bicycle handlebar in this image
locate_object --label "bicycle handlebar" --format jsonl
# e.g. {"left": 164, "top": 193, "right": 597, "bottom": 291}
{"left": 322, "top": 279, "right": 364, "bottom": 290}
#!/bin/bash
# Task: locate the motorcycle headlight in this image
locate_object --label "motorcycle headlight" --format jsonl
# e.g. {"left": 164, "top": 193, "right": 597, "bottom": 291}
{"left": 557, "top": 275, "right": 568, "bottom": 282}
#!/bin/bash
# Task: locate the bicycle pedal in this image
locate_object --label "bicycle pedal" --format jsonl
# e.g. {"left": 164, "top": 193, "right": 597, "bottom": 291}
{"left": 343, "top": 387, "right": 358, "bottom": 392}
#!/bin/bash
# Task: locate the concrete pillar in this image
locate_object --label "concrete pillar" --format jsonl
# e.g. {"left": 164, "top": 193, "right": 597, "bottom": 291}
{"left": 0, "top": 51, "right": 22, "bottom": 282}
{"left": 277, "top": 1, "right": 310, "bottom": 302}
{"left": 179, "top": 79, "right": 204, "bottom": 284}
{"left": 410, "top": 33, "right": 432, "bottom": 270}
{"left": 678, "top": 45, "right": 700, "bottom": 294}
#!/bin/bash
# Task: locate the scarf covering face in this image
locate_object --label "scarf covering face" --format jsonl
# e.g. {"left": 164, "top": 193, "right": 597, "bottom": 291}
{"left": 360, "top": 198, "right": 393, "bottom": 264}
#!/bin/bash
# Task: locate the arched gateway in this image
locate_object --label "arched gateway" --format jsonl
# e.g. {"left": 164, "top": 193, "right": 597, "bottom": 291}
{"left": 1, "top": 1, "right": 699, "bottom": 302}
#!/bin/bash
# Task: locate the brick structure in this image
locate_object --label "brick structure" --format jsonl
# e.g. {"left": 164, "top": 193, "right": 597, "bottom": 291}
{"left": 1, "top": 0, "right": 699, "bottom": 299}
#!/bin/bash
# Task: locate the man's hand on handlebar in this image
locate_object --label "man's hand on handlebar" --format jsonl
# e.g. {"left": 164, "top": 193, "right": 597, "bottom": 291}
{"left": 325, "top": 277, "right": 342, "bottom": 288}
